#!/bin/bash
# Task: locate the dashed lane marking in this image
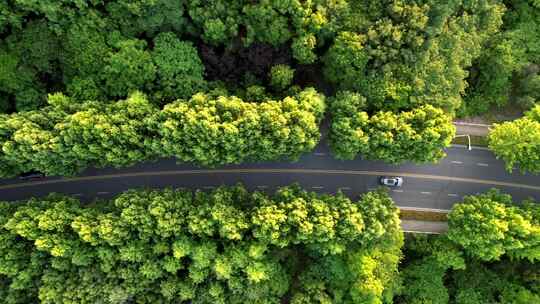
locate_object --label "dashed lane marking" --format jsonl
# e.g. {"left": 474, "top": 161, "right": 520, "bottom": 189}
{"left": 477, "top": 163, "right": 489, "bottom": 167}
{"left": 312, "top": 186, "right": 324, "bottom": 189}
{"left": 447, "top": 193, "right": 459, "bottom": 197}
{"left": 314, "top": 152, "right": 326, "bottom": 156}
{"left": 97, "top": 192, "right": 109, "bottom": 195}
{"left": 392, "top": 189, "right": 403, "bottom": 193}
{"left": 2, "top": 169, "right": 540, "bottom": 192}
{"left": 420, "top": 191, "right": 432, "bottom": 195}
{"left": 451, "top": 161, "right": 463, "bottom": 164}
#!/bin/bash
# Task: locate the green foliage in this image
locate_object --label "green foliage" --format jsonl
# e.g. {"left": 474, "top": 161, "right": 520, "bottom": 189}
{"left": 103, "top": 39, "right": 156, "bottom": 97}
{"left": 488, "top": 104, "right": 540, "bottom": 173}
{"left": 0, "top": 185, "right": 403, "bottom": 303}
{"left": 1, "top": 0, "right": 538, "bottom": 168}
{"left": 291, "top": 34, "right": 318, "bottom": 64}
{"left": 152, "top": 32, "right": 207, "bottom": 102}
{"left": 330, "top": 91, "right": 455, "bottom": 163}
{"left": 242, "top": 2, "right": 292, "bottom": 47}
{"left": 321, "top": 0, "right": 504, "bottom": 113}
{"left": 146, "top": 88, "right": 325, "bottom": 166}
{"left": 514, "top": 71, "right": 540, "bottom": 110}
{"left": 61, "top": 18, "right": 112, "bottom": 101}
{"left": 0, "top": 92, "right": 154, "bottom": 177}
{"left": 0, "top": 0, "right": 527, "bottom": 118}
{"left": 186, "top": 0, "right": 242, "bottom": 44}
{"left": 398, "top": 234, "right": 540, "bottom": 304}
{"left": 0, "top": 20, "right": 62, "bottom": 111}
{"left": 105, "top": 0, "right": 187, "bottom": 37}
{"left": 398, "top": 236, "right": 465, "bottom": 304}
{"left": 462, "top": 0, "right": 540, "bottom": 115}
{"left": 0, "top": 89, "right": 325, "bottom": 177}
{"left": 323, "top": 32, "right": 368, "bottom": 92}
{"left": 270, "top": 64, "right": 295, "bottom": 91}
{"left": 463, "top": 32, "right": 527, "bottom": 115}
{"left": 448, "top": 189, "right": 540, "bottom": 262}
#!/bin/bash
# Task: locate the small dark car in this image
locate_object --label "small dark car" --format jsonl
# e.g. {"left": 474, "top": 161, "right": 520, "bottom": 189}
{"left": 19, "top": 171, "right": 45, "bottom": 180}
{"left": 379, "top": 176, "right": 403, "bottom": 187}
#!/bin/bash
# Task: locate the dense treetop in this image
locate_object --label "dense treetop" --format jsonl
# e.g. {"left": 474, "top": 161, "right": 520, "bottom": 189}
{"left": 1, "top": 185, "right": 539, "bottom": 303}
{"left": 0, "top": 0, "right": 538, "bottom": 168}
{"left": 0, "top": 88, "right": 325, "bottom": 177}
{"left": 448, "top": 188, "right": 540, "bottom": 262}
{"left": 489, "top": 103, "right": 540, "bottom": 174}
{"left": 329, "top": 91, "right": 456, "bottom": 163}
{"left": 1, "top": 0, "right": 537, "bottom": 115}
{"left": 397, "top": 234, "right": 540, "bottom": 304}
{"left": 0, "top": 185, "right": 403, "bottom": 303}
{"left": 396, "top": 189, "right": 540, "bottom": 304}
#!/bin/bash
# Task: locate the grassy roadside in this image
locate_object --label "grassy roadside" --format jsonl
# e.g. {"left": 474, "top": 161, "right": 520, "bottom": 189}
{"left": 452, "top": 135, "right": 489, "bottom": 147}
{"left": 400, "top": 209, "right": 448, "bottom": 222}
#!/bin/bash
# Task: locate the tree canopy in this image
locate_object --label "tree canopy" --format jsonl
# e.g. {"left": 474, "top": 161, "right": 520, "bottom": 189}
{"left": 397, "top": 234, "right": 540, "bottom": 304}
{"left": 0, "top": 88, "right": 325, "bottom": 177}
{"left": 488, "top": 104, "right": 540, "bottom": 174}
{"left": 2, "top": 0, "right": 537, "bottom": 166}
{"left": 0, "top": 185, "right": 403, "bottom": 303}
{"left": 329, "top": 91, "right": 455, "bottom": 163}
{"left": 448, "top": 189, "right": 540, "bottom": 262}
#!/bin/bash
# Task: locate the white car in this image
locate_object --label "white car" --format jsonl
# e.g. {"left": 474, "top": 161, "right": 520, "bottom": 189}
{"left": 379, "top": 176, "right": 403, "bottom": 187}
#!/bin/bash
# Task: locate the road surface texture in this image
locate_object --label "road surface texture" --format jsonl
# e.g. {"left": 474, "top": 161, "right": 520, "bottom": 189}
{"left": 1, "top": 143, "right": 539, "bottom": 212}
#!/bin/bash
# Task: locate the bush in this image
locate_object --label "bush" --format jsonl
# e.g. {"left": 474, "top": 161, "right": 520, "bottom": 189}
{"left": 323, "top": 32, "right": 368, "bottom": 92}
{"left": 152, "top": 32, "right": 207, "bottom": 102}
{"left": 269, "top": 64, "right": 295, "bottom": 91}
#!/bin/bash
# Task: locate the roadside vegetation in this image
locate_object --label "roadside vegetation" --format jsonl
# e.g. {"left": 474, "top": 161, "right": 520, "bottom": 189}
{"left": 399, "top": 188, "right": 540, "bottom": 304}
{"left": 0, "top": 89, "right": 324, "bottom": 177}
{"left": 1, "top": 186, "right": 538, "bottom": 303}
{"left": 489, "top": 104, "right": 540, "bottom": 174}
{"left": 0, "top": 185, "right": 403, "bottom": 303}
{"left": 1, "top": 0, "right": 538, "bottom": 174}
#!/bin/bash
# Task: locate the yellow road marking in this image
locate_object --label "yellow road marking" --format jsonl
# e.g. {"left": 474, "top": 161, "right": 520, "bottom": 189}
{"left": 2, "top": 169, "right": 540, "bottom": 192}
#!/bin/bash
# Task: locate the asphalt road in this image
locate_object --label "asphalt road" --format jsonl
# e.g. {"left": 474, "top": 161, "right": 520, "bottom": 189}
{"left": 1, "top": 142, "right": 539, "bottom": 210}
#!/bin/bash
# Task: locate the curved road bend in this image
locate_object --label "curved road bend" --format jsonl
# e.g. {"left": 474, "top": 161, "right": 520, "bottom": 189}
{"left": 1, "top": 145, "right": 539, "bottom": 210}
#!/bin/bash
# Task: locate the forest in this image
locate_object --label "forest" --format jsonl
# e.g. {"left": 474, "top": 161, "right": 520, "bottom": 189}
{"left": 0, "top": 185, "right": 538, "bottom": 303}
{"left": 1, "top": 0, "right": 539, "bottom": 175}
{"left": 1, "top": 1, "right": 540, "bottom": 303}
{"left": 0, "top": 185, "right": 404, "bottom": 303}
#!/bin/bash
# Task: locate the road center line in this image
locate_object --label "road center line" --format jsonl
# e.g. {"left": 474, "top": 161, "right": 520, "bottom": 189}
{"left": 2, "top": 169, "right": 540, "bottom": 192}
{"left": 477, "top": 163, "right": 489, "bottom": 167}
{"left": 451, "top": 161, "right": 463, "bottom": 164}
